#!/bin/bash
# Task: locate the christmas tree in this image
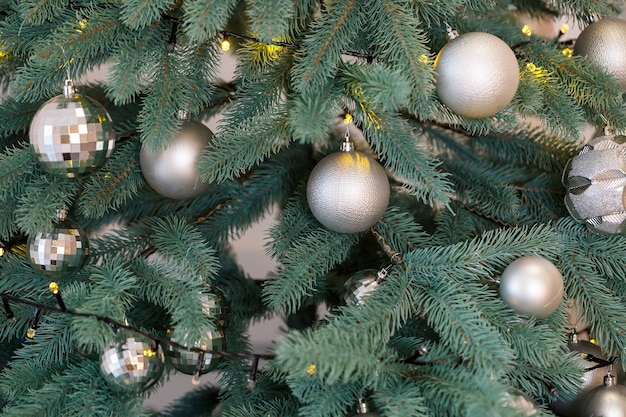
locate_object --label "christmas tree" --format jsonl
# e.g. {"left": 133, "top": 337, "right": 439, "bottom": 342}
{"left": 1, "top": 0, "right": 626, "bottom": 416}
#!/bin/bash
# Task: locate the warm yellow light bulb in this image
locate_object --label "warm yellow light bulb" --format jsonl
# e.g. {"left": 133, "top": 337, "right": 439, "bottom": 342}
{"left": 560, "top": 23, "right": 569, "bottom": 34}
{"left": 526, "top": 62, "right": 537, "bottom": 72}
{"left": 418, "top": 54, "right": 429, "bottom": 64}
{"left": 143, "top": 348, "right": 155, "bottom": 357}
{"left": 343, "top": 113, "right": 353, "bottom": 124}
{"left": 0, "top": 247, "right": 4, "bottom": 256}
{"left": 221, "top": 38, "right": 231, "bottom": 51}
{"left": 307, "top": 363, "right": 316, "bottom": 375}
{"left": 26, "top": 327, "right": 36, "bottom": 339}
{"left": 521, "top": 25, "right": 533, "bottom": 36}
{"left": 562, "top": 47, "right": 573, "bottom": 58}
{"left": 49, "top": 281, "right": 59, "bottom": 295}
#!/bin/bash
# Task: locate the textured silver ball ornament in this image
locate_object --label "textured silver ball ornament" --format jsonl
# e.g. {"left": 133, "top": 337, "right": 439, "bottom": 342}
{"left": 140, "top": 119, "right": 213, "bottom": 199}
{"left": 29, "top": 80, "right": 116, "bottom": 178}
{"left": 499, "top": 255, "right": 564, "bottom": 319}
{"left": 563, "top": 134, "right": 626, "bottom": 234}
{"left": 165, "top": 330, "right": 225, "bottom": 375}
{"left": 582, "top": 375, "right": 626, "bottom": 417}
{"left": 27, "top": 209, "right": 89, "bottom": 280}
{"left": 306, "top": 145, "right": 390, "bottom": 233}
{"left": 574, "top": 18, "right": 626, "bottom": 91}
{"left": 434, "top": 32, "right": 520, "bottom": 118}
{"left": 100, "top": 330, "right": 165, "bottom": 392}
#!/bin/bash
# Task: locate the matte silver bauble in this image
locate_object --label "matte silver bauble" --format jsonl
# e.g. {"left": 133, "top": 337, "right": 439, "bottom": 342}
{"left": 574, "top": 18, "right": 626, "bottom": 91}
{"left": 563, "top": 134, "right": 626, "bottom": 234}
{"left": 583, "top": 382, "right": 626, "bottom": 417}
{"left": 100, "top": 330, "right": 165, "bottom": 392}
{"left": 140, "top": 119, "right": 213, "bottom": 199}
{"left": 27, "top": 211, "right": 89, "bottom": 279}
{"left": 166, "top": 330, "right": 225, "bottom": 375}
{"left": 306, "top": 149, "right": 390, "bottom": 233}
{"left": 550, "top": 338, "right": 610, "bottom": 417}
{"left": 29, "top": 80, "right": 116, "bottom": 178}
{"left": 434, "top": 32, "right": 520, "bottom": 118}
{"left": 499, "top": 255, "right": 564, "bottom": 319}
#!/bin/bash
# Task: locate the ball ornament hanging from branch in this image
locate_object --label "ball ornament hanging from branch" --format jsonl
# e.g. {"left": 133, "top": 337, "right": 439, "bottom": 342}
{"left": 29, "top": 79, "right": 116, "bottom": 178}
{"left": 434, "top": 31, "right": 520, "bottom": 118}
{"left": 582, "top": 373, "right": 626, "bottom": 417}
{"left": 100, "top": 330, "right": 165, "bottom": 392}
{"left": 166, "top": 330, "right": 226, "bottom": 377}
{"left": 27, "top": 209, "right": 89, "bottom": 280}
{"left": 498, "top": 255, "right": 564, "bottom": 319}
{"left": 140, "top": 113, "right": 213, "bottom": 199}
{"left": 343, "top": 267, "right": 389, "bottom": 306}
{"left": 574, "top": 17, "right": 626, "bottom": 91}
{"left": 306, "top": 134, "right": 390, "bottom": 234}
{"left": 563, "top": 134, "right": 626, "bottom": 234}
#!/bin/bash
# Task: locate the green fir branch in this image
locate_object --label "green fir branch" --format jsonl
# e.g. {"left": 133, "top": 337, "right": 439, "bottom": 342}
{"left": 246, "top": 0, "right": 294, "bottom": 44}
{"left": 182, "top": 0, "right": 239, "bottom": 43}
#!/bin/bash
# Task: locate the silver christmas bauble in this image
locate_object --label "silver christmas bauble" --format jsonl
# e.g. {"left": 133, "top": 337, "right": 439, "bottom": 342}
{"left": 100, "top": 330, "right": 165, "bottom": 392}
{"left": 434, "top": 32, "right": 520, "bottom": 118}
{"left": 140, "top": 119, "right": 213, "bottom": 199}
{"left": 574, "top": 18, "right": 626, "bottom": 91}
{"left": 306, "top": 149, "right": 390, "bottom": 233}
{"left": 500, "top": 388, "right": 538, "bottom": 416}
{"left": 27, "top": 214, "right": 89, "bottom": 279}
{"left": 201, "top": 286, "right": 231, "bottom": 329}
{"left": 166, "top": 330, "right": 225, "bottom": 375}
{"left": 550, "top": 339, "right": 610, "bottom": 417}
{"left": 343, "top": 269, "right": 380, "bottom": 306}
{"left": 29, "top": 81, "right": 116, "bottom": 178}
{"left": 499, "top": 255, "right": 564, "bottom": 319}
{"left": 563, "top": 134, "right": 626, "bottom": 234}
{"left": 582, "top": 383, "right": 626, "bottom": 417}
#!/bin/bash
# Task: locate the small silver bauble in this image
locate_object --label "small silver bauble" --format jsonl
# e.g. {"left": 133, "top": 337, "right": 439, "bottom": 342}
{"left": 343, "top": 269, "right": 386, "bottom": 306}
{"left": 201, "top": 286, "right": 231, "bottom": 329}
{"left": 499, "top": 255, "right": 564, "bottom": 319}
{"left": 434, "top": 32, "right": 520, "bottom": 118}
{"left": 550, "top": 334, "right": 611, "bottom": 417}
{"left": 140, "top": 119, "right": 213, "bottom": 199}
{"left": 100, "top": 330, "right": 165, "bottom": 392}
{"left": 563, "top": 134, "right": 626, "bottom": 234}
{"left": 574, "top": 18, "right": 626, "bottom": 91}
{"left": 500, "top": 388, "right": 538, "bottom": 416}
{"left": 306, "top": 142, "right": 390, "bottom": 234}
{"left": 29, "top": 80, "right": 116, "bottom": 178}
{"left": 27, "top": 209, "right": 89, "bottom": 279}
{"left": 582, "top": 375, "right": 626, "bottom": 417}
{"left": 166, "top": 330, "right": 225, "bottom": 375}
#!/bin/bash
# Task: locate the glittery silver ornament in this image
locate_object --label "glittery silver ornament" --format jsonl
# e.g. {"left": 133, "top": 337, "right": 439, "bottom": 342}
{"left": 574, "top": 18, "right": 626, "bottom": 91}
{"left": 434, "top": 32, "right": 520, "bottom": 118}
{"left": 306, "top": 142, "right": 390, "bottom": 234}
{"left": 166, "top": 330, "right": 225, "bottom": 375}
{"left": 29, "top": 80, "right": 116, "bottom": 178}
{"left": 563, "top": 134, "right": 626, "bottom": 234}
{"left": 140, "top": 119, "right": 213, "bottom": 199}
{"left": 343, "top": 269, "right": 387, "bottom": 306}
{"left": 500, "top": 388, "right": 538, "bottom": 416}
{"left": 27, "top": 209, "right": 89, "bottom": 279}
{"left": 582, "top": 374, "right": 626, "bottom": 417}
{"left": 100, "top": 330, "right": 164, "bottom": 392}
{"left": 499, "top": 255, "right": 564, "bottom": 319}
{"left": 550, "top": 334, "right": 612, "bottom": 417}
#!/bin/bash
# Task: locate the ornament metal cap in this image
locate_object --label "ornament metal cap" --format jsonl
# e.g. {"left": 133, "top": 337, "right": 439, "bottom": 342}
{"left": 604, "top": 373, "right": 617, "bottom": 386}
{"left": 568, "top": 329, "right": 580, "bottom": 344}
{"left": 177, "top": 109, "right": 190, "bottom": 120}
{"left": 63, "top": 79, "right": 75, "bottom": 97}
{"left": 56, "top": 208, "right": 68, "bottom": 222}
{"left": 356, "top": 397, "right": 369, "bottom": 414}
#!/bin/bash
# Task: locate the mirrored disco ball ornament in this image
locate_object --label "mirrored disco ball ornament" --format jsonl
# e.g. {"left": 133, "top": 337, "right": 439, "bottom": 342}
{"left": 434, "top": 31, "right": 520, "bottom": 118}
{"left": 166, "top": 330, "right": 225, "bottom": 375}
{"left": 27, "top": 209, "right": 89, "bottom": 279}
{"left": 201, "top": 286, "right": 231, "bottom": 329}
{"left": 583, "top": 374, "right": 626, "bottom": 417}
{"left": 343, "top": 268, "right": 387, "bottom": 306}
{"left": 499, "top": 255, "right": 564, "bottom": 319}
{"left": 100, "top": 330, "right": 164, "bottom": 392}
{"left": 574, "top": 17, "right": 626, "bottom": 91}
{"left": 563, "top": 134, "right": 626, "bottom": 234}
{"left": 29, "top": 79, "right": 116, "bottom": 178}
{"left": 306, "top": 141, "right": 390, "bottom": 233}
{"left": 140, "top": 118, "right": 213, "bottom": 199}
